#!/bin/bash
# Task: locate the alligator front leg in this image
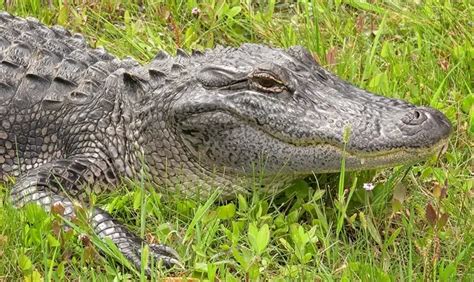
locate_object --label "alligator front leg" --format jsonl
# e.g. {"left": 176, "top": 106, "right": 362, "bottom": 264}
{"left": 9, "top": 156, "right": 181, "bottom": 274}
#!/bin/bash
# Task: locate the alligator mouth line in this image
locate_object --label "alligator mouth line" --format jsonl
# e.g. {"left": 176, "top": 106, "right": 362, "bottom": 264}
{"left": 271, "top": 138, "right": 450, "bottom": 174}
{"left": 300, "top": 138, "right": 448, "bottom": 160}
{"left": 286, "top": 136, "right": 450, "bottom": 159}
{"left": 268, "top": 130, "right": 450, "bottom": 168}
{"left": 250, "top": 118, "right": 450, "bottom": 169}
{"left": 247, "top": 117, "right": 451, "bottom": 159}
{"left": 184, "top": 109, "right": 449, "bottom": 167}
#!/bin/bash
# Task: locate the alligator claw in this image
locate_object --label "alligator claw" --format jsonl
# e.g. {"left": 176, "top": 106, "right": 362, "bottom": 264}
{"left": 129, "top": 242, "right": 184, "bottom": 276}
{"left": 149, "top": 243, "right": 184, "bottom": 269}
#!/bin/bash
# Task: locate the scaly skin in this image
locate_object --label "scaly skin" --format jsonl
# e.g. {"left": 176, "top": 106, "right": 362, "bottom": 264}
{"left": 0, "top": 12, "right": 452, "bottom": 274}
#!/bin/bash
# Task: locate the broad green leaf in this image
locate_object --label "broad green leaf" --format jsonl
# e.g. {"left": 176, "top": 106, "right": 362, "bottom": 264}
{"left": 381, "top": 41, "right": 391, "bottom": 58}
{"left": 23, "top": 270, "right": 42, "bottom": 282}
{"left": 47, "top": 234, "right": 60, "bottom": 247}
{"left": 312, "top": 189, "right": 325, "bottom": 202}
{"left": 216, "top": 203, "right": 236, "bottom": 220}
{"left": 248, "top": 223, "right": 270, "bottom": 255}
{"left": 18, "top": 254, "right": 32, "bottom": 272}
{"left": 237, "top": 194, "right": 248, "bottom": 211}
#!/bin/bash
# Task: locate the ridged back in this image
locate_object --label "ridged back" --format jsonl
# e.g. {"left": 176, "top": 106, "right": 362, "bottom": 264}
{"left": 0, "top": 12, "right": 123, "bottom": 107}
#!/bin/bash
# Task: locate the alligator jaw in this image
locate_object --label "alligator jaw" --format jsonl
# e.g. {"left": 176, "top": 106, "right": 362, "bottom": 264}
{"left": 175, "top": 107, "right": 451, "bottom": 178}
{"left": 254, "top": 123, "right": 451, "bottom": 175}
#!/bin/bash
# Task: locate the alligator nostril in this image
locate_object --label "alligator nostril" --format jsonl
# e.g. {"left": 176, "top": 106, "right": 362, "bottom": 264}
{"left": 401, "top": 109, "right": 427, "bottom": 125}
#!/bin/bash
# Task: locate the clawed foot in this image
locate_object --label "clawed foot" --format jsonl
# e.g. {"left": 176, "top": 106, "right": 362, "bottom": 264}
{"left": 149, "top": 243, "right": 183, "bottom": 269}
{"left": 128, "top": 241, "right": 183, "bottom": 276}
{"left": 91, "top": 207, "right": 183, "bottom": 275}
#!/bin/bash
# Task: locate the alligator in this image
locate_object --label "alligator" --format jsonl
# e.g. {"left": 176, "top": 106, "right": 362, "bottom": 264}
{"left": 0, "top": 12, "right": 452, "bottom": 274}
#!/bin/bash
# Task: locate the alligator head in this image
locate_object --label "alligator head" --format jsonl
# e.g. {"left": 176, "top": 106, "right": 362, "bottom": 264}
{"left": 143, "top": 44, "right": 451, "bottom": 193}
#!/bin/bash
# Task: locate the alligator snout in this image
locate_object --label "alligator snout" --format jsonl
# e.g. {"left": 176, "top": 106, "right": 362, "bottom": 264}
{"left": 399, "top": 107, "right": 452, "bottom": 142}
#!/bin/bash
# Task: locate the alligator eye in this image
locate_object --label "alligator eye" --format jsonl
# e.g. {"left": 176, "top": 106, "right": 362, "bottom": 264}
{"left": 256, "top": 76, "right": 277, "bottom": 88}
{"left": 250, "top": 72, "right": 286, "bottom": 93}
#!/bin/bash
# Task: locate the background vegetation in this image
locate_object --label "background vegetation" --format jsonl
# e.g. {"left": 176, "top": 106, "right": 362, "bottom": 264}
{"left": 0, "top": 0, "right": 472, "bottom": 280}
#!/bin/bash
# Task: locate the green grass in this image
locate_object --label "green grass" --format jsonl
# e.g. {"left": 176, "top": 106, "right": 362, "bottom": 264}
{"left": 0, "top": 0, "right": 473, "bottom": 280}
